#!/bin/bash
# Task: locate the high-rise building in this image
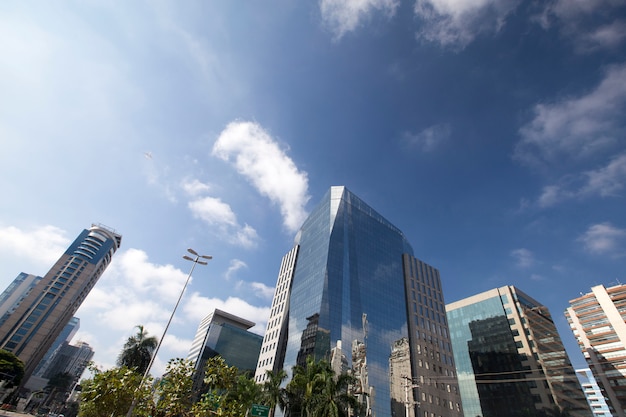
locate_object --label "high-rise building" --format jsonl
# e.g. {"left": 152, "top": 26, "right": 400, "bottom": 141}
{"left": 446, "top": 286, "right": 590, "bottom": 417}
{"left": 33, "top": 317, "right": 81, "bottom": 378}
{"left": 576, "top": 368, "right": 612, "bottom": 417}
{"left": 42, "top": 340, "right": 94, "bottom": 383}
{"left": 566, "top": 284, "right": 626, "bottom": 417}
{"left": 0, "top": 273, "right": 42, "bottom": 325}
{"left": 188, "top": 308, "right": 262, "bottom": 393}
{"left": 0, "top": 224, "right": 121, "bottom": 383}
{"left": 255, "top": 186, "right": 462, "bottom": 417}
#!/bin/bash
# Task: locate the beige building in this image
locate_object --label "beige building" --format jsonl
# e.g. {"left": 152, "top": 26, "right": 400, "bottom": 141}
{"left": 566, "top": 284, "right": 626, "bottom": 417}
{"left": 447, "top": 286, "right": 590, "bottom": 417}
{"left": 0, "top": 224, "right": 121, "bottom": 384}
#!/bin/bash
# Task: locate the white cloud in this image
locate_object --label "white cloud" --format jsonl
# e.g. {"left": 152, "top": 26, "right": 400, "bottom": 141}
{"left": 183, "top": 292, "right": 270, "bottom": 335}
{"left": 511, "top": 248, "right": 534, "bottom": 268}
{"left": 189, "top": 196, "right": 237, "bottom": 226}
{"left": 578, "top": 20, "right": 626, "bottom": 52}
{"left": 0, "top": 225, "right": 71, "bottom": 265}
{"left": 225, "top": 259, "right": 247, "bottom": 281}
{"left": 578, "top": 222, "right": 626, "bottom": 255}
{"left": 250, "top": 282, "right": 275, "bottom": 300}
{"left": 319, "top": 0, "right": 399, "bottom": 40}
{"left": 182, "top": 178, "right": 211, "bottom": 196}
{"left": 534, "top": 153, "right": 626, "bottom": 207}
{"left": 516, "top": 64, "right": 626, "bottom": 167}
{"left": 413, "top": 0, "right": 520, "bottom": 48}
{"left": 212, "top": 121, "right": 310, "bottom": 233}
{"left": 402, "top": 124, "right": 451, "bottom": 152}
{"left": 581, "top": 153, "right": 626, "bottom": 197}
{"left": 542, "top": 0, "right": 626, "bottom": 53}
{"left": 188, "top": 196, "right": 259, "bottom": 248}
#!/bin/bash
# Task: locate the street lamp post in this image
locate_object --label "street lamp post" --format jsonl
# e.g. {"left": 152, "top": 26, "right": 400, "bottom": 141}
{"left": 126, "top": 248, "right": 212, "bottom": 417}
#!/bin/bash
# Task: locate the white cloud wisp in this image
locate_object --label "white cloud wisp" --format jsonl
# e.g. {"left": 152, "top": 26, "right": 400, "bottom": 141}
{"left": 212, "top": 121, "right": 310, "bottom": 233}
{"left": 516, "top": 64, "right": 626, "bottom": 167}
{"left": 413, "top": 0, "right": 521, "bottom": 48}
{"left": 319, "top": 0, "right": 400, "bottom": 40}
{"left": 578, "top": 222, "right": 626, "bottom": 256}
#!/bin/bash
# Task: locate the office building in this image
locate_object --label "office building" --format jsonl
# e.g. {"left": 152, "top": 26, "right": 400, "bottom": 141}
{"left": 42, "top": 340, "right": 94, "bottom": 382}
{"left": 255, "top": 186, "right": 462, "bottom": 417}
{"left": 566, "top": 284, "right": 626, "bottom": 417}
{"left": 0, "top": 224, "right": 121, "bottom": 383}
{"left": 576, "top": 368, "right": 612, "bottom": 417}
{"left": 188, "top": 309, "right": 262, "bottom": 391}
{"left": 447, "top": 286, "right": 590, "bottom": 417}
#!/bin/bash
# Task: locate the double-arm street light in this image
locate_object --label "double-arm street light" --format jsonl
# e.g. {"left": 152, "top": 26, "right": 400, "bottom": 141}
{"left": 126, "top": 248, "right": 212, "bottom": 417}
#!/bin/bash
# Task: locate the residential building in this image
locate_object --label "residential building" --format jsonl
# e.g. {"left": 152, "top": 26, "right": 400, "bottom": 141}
{"left": 254, "top": 186, "right": 462, "bottom": 417}
{"left": 576, "top": 368, "right": 612, "bottom": 417}
{"left": 566, "top": 284, "right": 626, "bottom": 417}
{"left": 0, "top": 224, "right": 121, "bottom": 384}
{"left": 447, "top": 286, "right": 590, "bottom": 417}
{"left": 188, "top": 309, "right": 262, "bottom": 393}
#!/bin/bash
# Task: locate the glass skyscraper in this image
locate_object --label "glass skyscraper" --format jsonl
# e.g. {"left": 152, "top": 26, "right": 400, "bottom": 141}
{"left": 446, "top": 286, "right": 590, "bottom": 417}
{"left": 0, "top": 224, "right": 121, "bottom": 384}
{"left": 255, "top": 186, "right": 462, "bottom": 417}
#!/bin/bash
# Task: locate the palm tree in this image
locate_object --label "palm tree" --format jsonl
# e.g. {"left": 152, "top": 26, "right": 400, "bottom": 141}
{"left": 286, "top": 356, "right": 327, "bottom": 417}
{"left": 311, "top": 370, "right": 361, "bottom": 417}
{"left": 117, "top": 325, "right": 158, "bottom": 375}
{"left": 262, "top": 369, "right": 287, "bottom": 417}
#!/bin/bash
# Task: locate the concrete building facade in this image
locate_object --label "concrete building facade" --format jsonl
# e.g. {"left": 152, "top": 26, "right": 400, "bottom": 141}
{"left": 566, "top": 284, "right": 626, "bottom": 417}
{"left": 0, "top": 224, "right": 121, "bottom": 383}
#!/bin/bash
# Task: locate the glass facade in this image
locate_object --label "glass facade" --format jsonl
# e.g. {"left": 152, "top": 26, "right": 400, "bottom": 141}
{"left": 447, "top": 286, "right": 590, "bottom": 417}
{"left": 189, "top": 309, "right": 262, "bottom": 395}
{"left": 271, "top": 186, "right": 462, "bottom": 417}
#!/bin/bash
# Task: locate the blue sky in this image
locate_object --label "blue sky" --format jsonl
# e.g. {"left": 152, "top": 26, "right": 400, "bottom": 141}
{"left": 1, "top": 0, "right": 625, "bottom": 376}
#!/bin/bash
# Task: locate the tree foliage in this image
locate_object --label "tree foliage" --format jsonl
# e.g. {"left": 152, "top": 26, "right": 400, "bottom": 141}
{"left": 78, "top": 365, "right": 152, "bottom": 417}
{"left": 285, "top": 356, "right": 361, "bottom": 417}
{"left": 261, "top": 369, "right": 287, "bottom": 417}
{"left": 0, "top": 349, "right": 24, "bottom": 387}
{"left": 78, "top": 354, "right": 360, "bottom": 417}
{"left": 117, "top": 325, "right": 158, "bottom": 375}
{"left": 151, "top": 358, "right": 196, "bottom": 417}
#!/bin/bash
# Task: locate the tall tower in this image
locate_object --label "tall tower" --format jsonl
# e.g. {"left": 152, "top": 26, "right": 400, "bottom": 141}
{"left": 447, "top": 286, "right": 590, "bottom": 417}
{"left": 255, "top": 186, "right": 462, "bottom": 417}
{"left": 0, "top": 224, "right": 121, "bottom": 383}
{"left": 566, "top": 284, "right": 626, "bottom": 417}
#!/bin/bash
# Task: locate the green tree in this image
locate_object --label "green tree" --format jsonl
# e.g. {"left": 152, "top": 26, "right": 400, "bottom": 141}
{"left": 78, "top": 365, "right": 152, "bottom": 417}
{"left": 117, "top": 325, "right": 158, "bottom": 375}
{"left": 151, "top": 358, "right": 195, "bottom": 417}
{"left": 191, "top": 358, "right": 266, "bottom": 417}
{"left": 285, "top": 357, "right": 361, "bottom": 417}
{"left": 0, "top": 349, "right": 24, "bottom": 387}
{"left": 223, "top": 374, "right": 262, "bottom": 417}
{"left": 310, "top": 369, "right": 361, "bottom": 417}
{"left": 285, "top": 357, "right": 330, "bottom": 417}
{"left": 261, "top": 369, "right": 287, "bottom": 417}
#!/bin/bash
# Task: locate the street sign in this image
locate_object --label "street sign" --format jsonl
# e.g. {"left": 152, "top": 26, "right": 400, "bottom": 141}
{"left": 250, "top": 404, "right": 270, "bottom": 417}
